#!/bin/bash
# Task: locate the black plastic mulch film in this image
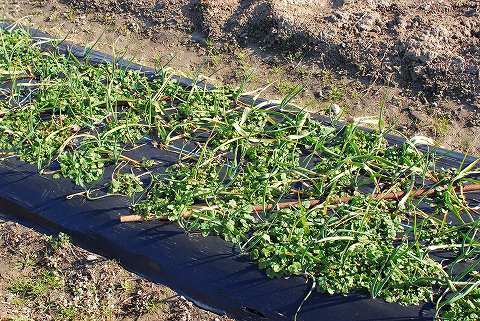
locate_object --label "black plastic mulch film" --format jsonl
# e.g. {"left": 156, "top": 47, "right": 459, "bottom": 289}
{"left": 0, "top": 23, "right": 478, "bottom": 321}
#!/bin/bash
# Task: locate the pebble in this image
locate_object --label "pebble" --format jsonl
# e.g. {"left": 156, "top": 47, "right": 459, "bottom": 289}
{"left": 331, "top": 103, "right": 341, "bottom": 115}
{"left": 86, "top": 254, "right": 98, "bottom": 261}
{"left": 358, "top": 12, "right": 380, "bottom": 31}
{"left": 313, "top": 88, "right": 324, "bottom": 99}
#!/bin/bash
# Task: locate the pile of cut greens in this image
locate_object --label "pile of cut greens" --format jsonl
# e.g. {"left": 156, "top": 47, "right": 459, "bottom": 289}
{"left": 0, "top": 27, "right": 479, "bottom": 319}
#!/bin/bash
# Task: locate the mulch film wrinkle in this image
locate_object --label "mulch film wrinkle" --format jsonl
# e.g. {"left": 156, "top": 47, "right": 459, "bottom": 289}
{"left": 0, "top": 23, "right": 479, "bottom": 321}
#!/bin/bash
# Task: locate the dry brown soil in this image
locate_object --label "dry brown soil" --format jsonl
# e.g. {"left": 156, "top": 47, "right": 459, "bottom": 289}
{"left": 201, "top": 0, "right": 480, "bottom": 101}
{"left": 0, "top": 216, "right": 232, "bottom": 320}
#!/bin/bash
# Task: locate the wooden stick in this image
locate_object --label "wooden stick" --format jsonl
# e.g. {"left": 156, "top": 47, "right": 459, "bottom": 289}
{"left": 119, "top": 213, "right": 183, "bottom": 223}
{"left": 120, "top": 184, "right": 480, "bottom": 223}
{"left": 120, "top": 215, "right": 144, "bottom": 223}
{"left": 119, "top": 205, "right": 220, "bottom": 223}
{"left": 119, "top": 154, "right": 141, "bottom": 166}
{"left": 253, "top": 183, "right": 480, "bottom": 212}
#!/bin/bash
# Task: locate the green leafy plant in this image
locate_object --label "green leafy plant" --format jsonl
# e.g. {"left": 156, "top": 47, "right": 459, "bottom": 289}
{"left": 47, "top": 232, "right": 71, "bottom": 252}
{"left": 58, "top": 148, "right": 105, "bottom": 187}
{"left": 0, "top": 27, "right": 479, "bottom": 319}
{"left": 9, "top": 271, "right": 63, "bottom": 299}
{"left": 110, "top": 173, "right": 144, "bottom": 197}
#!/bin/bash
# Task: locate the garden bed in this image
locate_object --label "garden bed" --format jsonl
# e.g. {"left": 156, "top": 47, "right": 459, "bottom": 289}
{"left": 0, "top": 23, "right": 479, "bottom": 320}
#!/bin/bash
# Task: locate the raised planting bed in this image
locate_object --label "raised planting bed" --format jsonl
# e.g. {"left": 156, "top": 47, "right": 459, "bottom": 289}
{"left": 0, "top": 24, "right": 479, "bottom": 320}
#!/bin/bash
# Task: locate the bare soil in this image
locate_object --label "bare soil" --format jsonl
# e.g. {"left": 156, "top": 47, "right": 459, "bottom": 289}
{"left": 0, "top": 216, "right": 232, "bottom": 320}
{"left": 201, "top": 0, "right": 480, "bottom": 102}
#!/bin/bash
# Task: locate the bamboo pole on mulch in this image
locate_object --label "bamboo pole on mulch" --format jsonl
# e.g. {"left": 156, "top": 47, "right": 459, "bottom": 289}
{"left": 119, "top": 183, "right": 480, "bottom": 223}
{"left": 119, "top": 205, "right": 220, "bottom": 223}
{"left": 252, "top": 183, "right": 480, "bottom": 212}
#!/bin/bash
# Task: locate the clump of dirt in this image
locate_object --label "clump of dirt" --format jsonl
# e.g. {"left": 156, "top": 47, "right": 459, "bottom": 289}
{"left": 200, "top": 0, "right": 273, "bottom": 43}
{"left": 62, "top": 0, "right": 201, "bottom": 38}
{"left": 0, "top": 218, "right": 230, "bottom": 321}
{"left": 199, "top": 0, "right": 480, "bottom": 101}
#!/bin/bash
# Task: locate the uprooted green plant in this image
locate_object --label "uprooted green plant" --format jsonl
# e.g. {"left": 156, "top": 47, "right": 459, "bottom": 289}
{"left": 0, "top": 27, "right": 479, "bottom": 320}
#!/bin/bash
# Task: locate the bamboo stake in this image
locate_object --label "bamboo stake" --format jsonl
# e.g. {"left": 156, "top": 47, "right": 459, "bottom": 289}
{"left": 119, "top": 211, "right": 191, "bottom": 223}
{"left": 120, "top": 215, "right": 144, "bottom": 223}
{"left": 119, "top": 205, "right": 219, "bottom": 223}
{"left": 253, "top": 183, "right": 480, "bottom": 212}
{"left": 120, "top": 184, "right": 480, "bottom": 223}
{"left": 119, "top": 154, "right": 141, "bottom": 166}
